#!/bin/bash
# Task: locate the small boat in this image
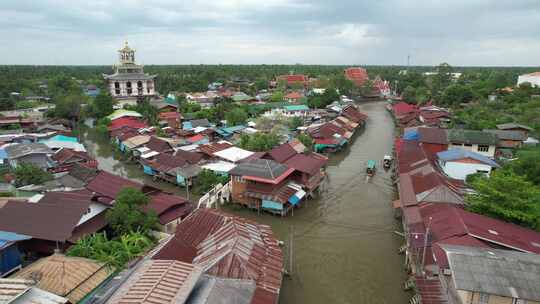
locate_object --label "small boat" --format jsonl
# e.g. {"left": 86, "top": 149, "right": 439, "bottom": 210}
{"left": 383, "top": 155, "right": 393, "bottom": 169}
{"left": 366, "top": 160, "right": 376, "bottom": 176}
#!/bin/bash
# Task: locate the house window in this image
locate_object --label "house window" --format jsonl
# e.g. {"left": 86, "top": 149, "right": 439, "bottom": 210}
{"left": 464, "top": 143, "right": 472, "bottom": 147}
{"left": 479, "top": 293, "right": 490, "bottom": 304}
{"left": 114, "top": 82, "right": 120, "bottom": 88}
{"left": 478, "top": 145, "right": 489, "bottom": 152}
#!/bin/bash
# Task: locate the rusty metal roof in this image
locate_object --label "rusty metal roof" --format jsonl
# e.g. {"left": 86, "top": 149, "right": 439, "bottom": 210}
{"left": 152, "top": 209, "right": 283, "bottom": 304}
{"left": 108, "top": 260, "right": 202, "bottom": 304}
{"left": 86, "top": 171, "right": 143, "bottom": 200}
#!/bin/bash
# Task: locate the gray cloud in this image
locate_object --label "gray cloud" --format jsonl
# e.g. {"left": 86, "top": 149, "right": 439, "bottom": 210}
{"left": 0, "top": 0, "right": 539, "bottom": 65}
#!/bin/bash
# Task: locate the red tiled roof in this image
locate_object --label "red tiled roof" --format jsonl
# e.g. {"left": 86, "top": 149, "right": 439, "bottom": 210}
{"left": 344, "top": 67, "right": 368, "bottom": 87}
{"left": 284, "top": 153, "right": 327, "bottom": 175}
{"left": 284, "top": 91, "right": 303, "bottom": 99}
{"left": 108, "top": 117, "right": 147, "bottom": 131}
{"left": 392, "top": 102, "right": 417, "bottom": 116}
{"left": 267, "top": 143, "right": 298, "bottom": 163}
{"left": 341, "top": 105, "right": 368, "bottom": 123}
{"left": 86, "top": 171, "right": 143, "bottom": 201}
{"left": 277, "top": 74, "right": 307, "bottom": 84}
{"left": 186, "top": 134, "right": 205, "bottom": 143}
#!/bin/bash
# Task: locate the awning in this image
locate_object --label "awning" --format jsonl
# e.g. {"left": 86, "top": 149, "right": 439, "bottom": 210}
{"left": 288, "top": 189, "right": 306, "bottom": 205}
{"left": 262, "top": 200, "right": 283, "bottom": 210}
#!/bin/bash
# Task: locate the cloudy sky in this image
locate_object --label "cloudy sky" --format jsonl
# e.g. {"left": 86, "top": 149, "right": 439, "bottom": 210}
{"left": 1, "top": 0, "right": 539, "bottom": 66}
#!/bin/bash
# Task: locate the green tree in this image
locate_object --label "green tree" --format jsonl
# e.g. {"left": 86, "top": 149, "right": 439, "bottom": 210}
{"left": 330, "top": 74, "right": 354, "bottom": 96}
{"left": 288, "top": 116, "right": 304, "bottom": 130}
{"left": 441, "top": 84, "right": 474, "bottom": 106}
{"left": 239, "top": 132, "right": 280, "bottom": 152}
{"left": 466, "top": 170, "right": 540, "bottom": 231}
{"left": 93, "top": 91, "right": 114, "bottom": 118}
{"left": 508, "top": 148, "right": 540, "bottom": 186}
{"left": 53, "top": 94, "right": 85, "bottom": 119}
{"left": 270, "top": 91, "right": 284, "bottom": 103}
{"left": 415, "top": 87, "right": 431, "bottom": 105}
{"left": 106, "top": 187, "right": 159, "bottom": 236}
{"left": 194, "top": 169, "right": 229, "bottom": 195}
{"left": 402, "top": 86, "right": 417, "bottom": 103}
{"left": 225, "top": 108, "right": 248, "bottom": 126}
{"left": 297, "top": 133, "right": 314, "bottom": 151}
{"left": 13, "top": 163, "right": 53, "bottom": 187}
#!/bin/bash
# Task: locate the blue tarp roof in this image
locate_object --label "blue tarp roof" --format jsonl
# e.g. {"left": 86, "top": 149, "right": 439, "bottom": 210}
{"left": 47, "top": 135, "right": 78, "bottom": 143}
{"left": 0, "top": 148, "right": 6, "bottom": 159}
{"left": 0, "top": 231, "right": 32, "bottom": 242}
{"left": 403, "top": 130, "right": 419, "bottom": 141}
{"left": 182, "top": 121, "right": 193, "bottom": 130}
{"left": 437, "top": 148, "right": 500, "bottom": 167}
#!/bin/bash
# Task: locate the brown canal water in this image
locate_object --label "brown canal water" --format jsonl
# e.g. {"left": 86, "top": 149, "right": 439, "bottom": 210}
{"left": 82, "top": 101, "right": 408, "bottom": 304}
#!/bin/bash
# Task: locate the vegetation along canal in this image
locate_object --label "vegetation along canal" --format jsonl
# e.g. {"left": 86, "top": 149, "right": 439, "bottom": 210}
{"left": 82, "top": 101, "right": 408, "bottom": 304}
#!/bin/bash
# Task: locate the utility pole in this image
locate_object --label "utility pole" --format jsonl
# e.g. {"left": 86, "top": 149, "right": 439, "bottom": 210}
{"left": 407, "top": 54, "right": 411, "bottom": 71}
{"left": 289, "top": 225, "right": 294, "bottom": 276}
{"left": 186, "top": 178, "right": 190, "bottom": 202}
{"left": 421, "top": 217, "right": 432, "bottom": 276}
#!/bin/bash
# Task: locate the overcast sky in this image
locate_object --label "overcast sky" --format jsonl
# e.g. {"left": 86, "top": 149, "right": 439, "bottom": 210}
{"left": 1, "top": 0, "right": 539, "bottom": 66}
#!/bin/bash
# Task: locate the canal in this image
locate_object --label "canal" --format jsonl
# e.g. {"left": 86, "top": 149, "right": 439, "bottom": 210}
{"left": 82, "top": 101, "right": 407, "bottom": 304}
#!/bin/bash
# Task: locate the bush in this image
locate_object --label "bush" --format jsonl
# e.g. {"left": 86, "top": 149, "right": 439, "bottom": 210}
{"left": 106, "top": 187, "right": 159, "bottom": 236}
{"left": 13, "top": 163, "right": 53, "bottom": 187}
{"left": 67, "top": 231, "right": 154, "bottom": 268}
{"left": 194, "top": 169, "right": 229, "bottom": 195}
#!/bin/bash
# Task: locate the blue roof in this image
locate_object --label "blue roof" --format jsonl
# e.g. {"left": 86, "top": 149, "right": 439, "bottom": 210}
{"left": 0, "top": 231, "right": 32, "bottom": 242}
{"left": 0, "top": 148, "right": 6, "bottom": 159}
{"left": 48, "top": 135, "right": 78, "bottom": 143}
{"left": 403, "top": 129, "right": 419, "bottom": 141}
{"left": 223, "top": 125, "right": 246, "bottom": 133}
{"left": 182, "top": 121, "right": 193, "bottom": 130}
{"left": 283, "top": 104, "right": 309, "bottom": 111}
{"left": 437, "top": 148, "right": 500, "bottom": 167}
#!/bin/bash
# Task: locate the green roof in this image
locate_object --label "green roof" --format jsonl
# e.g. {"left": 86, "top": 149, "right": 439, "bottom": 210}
{"left": 448, "top": 129, "right": 498, "bottom": 145}
{"left": 283, "top": 105, "right": 309, "bottom": 112}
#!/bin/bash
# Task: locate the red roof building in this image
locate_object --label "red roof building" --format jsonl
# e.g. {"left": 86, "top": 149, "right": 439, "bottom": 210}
{"left": 147, "top": 192, "right": 194, "bottom": 232}
{"left": 276, "top": 74, "right": 308, "bottom": 87}
{"left": 107, "top": 117, "right": 147, "bottom": 132}
{"left": 341, "top": 105, "right": 368, "bottom": 124}
{"left": 344, "top": 67, "right": 368, "bottom": 87}
{"left": 152, "top": 208, "right": 283, "bottom": 304}
{"left": 86, "top": 171, "right": 147, "bottom": 201}
{"left": 284, "top": 91, "right": 304, "bottom": 101}
{"left": 392, "top": 102, "right": 417, "bottom": 117}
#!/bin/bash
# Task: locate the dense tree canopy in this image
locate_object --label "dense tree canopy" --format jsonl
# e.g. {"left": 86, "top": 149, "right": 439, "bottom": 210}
{"left": 239, "top": 132, "right": 280, "bottom": 151}
{"left": 13, "top": 163, "right": 53, "bottom": 187}
{"left": 106, "top": 187, "right": 159, "bottom": 236}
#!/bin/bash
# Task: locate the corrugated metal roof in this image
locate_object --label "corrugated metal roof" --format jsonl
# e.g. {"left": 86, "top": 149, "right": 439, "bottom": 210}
{"left": 443, "top": 244, "right": 540, "bottom": 301}
{"left": 152, "top": 209, "right": 283, "bottom": 303}
{"left": 0, "top": 279, "right": 69, "bottom": 304}
{"left": 86, "top": 171, "right": 143, "bottom": 200}
{"left": 108, "top": 260, "right": 202, "bottom": 304}
{"left": 13, "top": 254, "right": 113, "bottom": 304}
{"left": 437, "top": 148, "right": 499, "bottom": 167}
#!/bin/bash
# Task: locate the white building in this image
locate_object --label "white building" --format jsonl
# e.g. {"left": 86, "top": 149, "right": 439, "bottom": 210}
{"left": 103, "top": 41, "right": 157, "bottom": 99}
{"left": 437, "top": 148, "right": 500, "bottom": 180}
{"left": 517, "top": 72, "right": 540, "bottom": 87}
